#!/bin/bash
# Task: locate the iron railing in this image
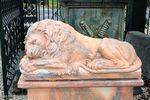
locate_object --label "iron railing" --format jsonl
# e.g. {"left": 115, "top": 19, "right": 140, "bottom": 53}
{"left": 23, "top": 0, "right": 60, "bottom": 22}
{"left": 0, "top": 0, "right": 24, "bottom": 97}
{"left": 0, "top": 0, "right": 60, "bottom": 98}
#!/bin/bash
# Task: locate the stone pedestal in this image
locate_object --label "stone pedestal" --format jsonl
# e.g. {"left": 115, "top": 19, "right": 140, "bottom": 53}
{"left": 18, "top": 19, "right": 144, "bottom": 100}
{"left": 18, "top": 75, "right": 143, "bottom": 100}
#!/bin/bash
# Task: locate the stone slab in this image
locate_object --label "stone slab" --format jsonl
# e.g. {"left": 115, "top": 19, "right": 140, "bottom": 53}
{"left": 18, "top": 75, "right": 144, "bottom": 89}
{"left": 21, "top": 69, "right": 141, "bottom": 81}
{"left": 18, "top": 74, "right": 144, "bottom": 100}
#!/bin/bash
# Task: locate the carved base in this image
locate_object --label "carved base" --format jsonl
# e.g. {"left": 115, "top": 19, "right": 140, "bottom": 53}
{"left": 18, "top": 75, "right": 143, "bottom": 100}
{"left": 22, "top": 69, "right": 141, "bottom": 81}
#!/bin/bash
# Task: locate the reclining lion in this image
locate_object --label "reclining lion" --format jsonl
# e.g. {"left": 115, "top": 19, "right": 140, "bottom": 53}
{"left": 20, "top": 19, "right": 141, "bottom": 76}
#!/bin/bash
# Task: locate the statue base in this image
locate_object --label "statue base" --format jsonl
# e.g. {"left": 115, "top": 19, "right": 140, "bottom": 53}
{"left": 18, "top": 75, "right": 143, "bottom": 100}
{"left": 21, "top": 69, "right": 142, "bottom": 81}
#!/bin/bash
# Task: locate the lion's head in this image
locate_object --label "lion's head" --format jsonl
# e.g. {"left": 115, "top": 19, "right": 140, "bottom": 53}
{"left": 25, "top": 19, "right": 76, "bottom": 59}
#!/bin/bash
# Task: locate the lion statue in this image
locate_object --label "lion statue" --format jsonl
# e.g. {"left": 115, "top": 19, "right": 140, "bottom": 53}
{"left": 20, "top": 19, "right": 141, "bottom": 76}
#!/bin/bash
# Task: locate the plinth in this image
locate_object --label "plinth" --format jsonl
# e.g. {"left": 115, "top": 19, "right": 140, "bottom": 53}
{"left": 18, "top": 70, "right": 143, "bottom": 100}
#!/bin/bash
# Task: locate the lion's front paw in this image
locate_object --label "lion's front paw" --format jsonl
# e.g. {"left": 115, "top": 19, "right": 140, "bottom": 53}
{"left": 87, "top": 61, "right": 100, "bottom": 70}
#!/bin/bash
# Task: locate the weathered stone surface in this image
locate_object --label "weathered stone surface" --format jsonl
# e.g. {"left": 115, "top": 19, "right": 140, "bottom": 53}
{"left": 22, "top": 69, "right": 142, "bottom": 81}
{"left": 19, "top": 19, "right": 142, "bottom": 80}
{"left": 126, "top": 31, "right": 150, "bottom": 80}
{"left": 18, "top": 75, "right": 144, "bottom": 100}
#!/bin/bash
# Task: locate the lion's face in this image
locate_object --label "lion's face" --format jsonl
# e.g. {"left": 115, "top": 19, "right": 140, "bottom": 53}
{"left": 25, "top": 33, "right": 47, "bottom": 59}
{"left": 25, "top": 19, "right": 77, "bottom": 59}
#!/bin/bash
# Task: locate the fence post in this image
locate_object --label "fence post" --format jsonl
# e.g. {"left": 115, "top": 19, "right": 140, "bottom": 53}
{"left": 20, "top": 0, "right": 25, "bottom": 50}
{"left": 125, "top": 0, "right": 147, "bottom": 34}
{"left": 0, "top": 0, "right": 9, "bottom": 98}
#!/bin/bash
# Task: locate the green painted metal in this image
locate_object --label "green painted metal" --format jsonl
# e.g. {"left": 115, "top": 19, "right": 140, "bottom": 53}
{"left": 60, "top": 0, "right": 127, "bottom": 40}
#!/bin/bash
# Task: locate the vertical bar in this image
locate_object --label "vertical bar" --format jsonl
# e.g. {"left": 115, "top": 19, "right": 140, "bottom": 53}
{"left": 47, "top": 0, "right": 50, "bottom": 19}
{"left": 35, "top": 0, "right": 38, "bottom": 21}
{"left": 56, "top": 0, "right": 59, "bottom": 20}
{"left": 38, "top": 0, "right": 40, "bottom": 21}
{"left": 124, "top": 0, "right": 133, "bottom": 39}
{"left": 52, "top": 0, "right": 54, "bottom": 19}
{"left": 19, "top": 0, "right": 25, "bottom": 50}
{"left": 0, "top": 0, "right": 9, "bottom": 97}
{"left": 59, "top": 0, "right": 62, "bottom": 21}
{"left": 43, "top": 0, "right": 45, "bottom": 19}
{"left": 125, "top": 0, "right": 147, "bottom": 34}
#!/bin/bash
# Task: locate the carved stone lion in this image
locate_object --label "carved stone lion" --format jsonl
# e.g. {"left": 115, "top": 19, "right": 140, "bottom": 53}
{"left": 20, "top": 19, "right": 141, "bottom": 76}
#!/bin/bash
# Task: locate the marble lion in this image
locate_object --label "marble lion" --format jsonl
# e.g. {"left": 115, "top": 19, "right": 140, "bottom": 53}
{"left": 20, "top": 19, "right": 141, "bottom": 76}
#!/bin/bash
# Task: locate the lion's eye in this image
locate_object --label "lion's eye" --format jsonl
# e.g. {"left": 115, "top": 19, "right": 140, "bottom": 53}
{"left": 35, "top": 40, "right": 41, "bottom": 45}
{"left": 28, "top": 40, "right": 36, "bottom": 45}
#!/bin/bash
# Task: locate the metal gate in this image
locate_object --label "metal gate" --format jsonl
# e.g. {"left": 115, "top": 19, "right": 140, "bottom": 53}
{"left": 23, "top": 0, "right": 60, "bottom": 25}
{"left": 0, "top": 0, "right": 60, "bottom": 98}
{"left": 0, "top": 0, "right": 24, "bottom": 97}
